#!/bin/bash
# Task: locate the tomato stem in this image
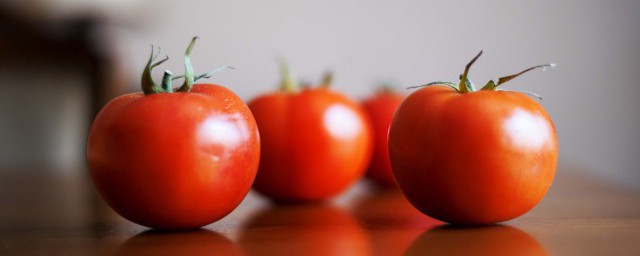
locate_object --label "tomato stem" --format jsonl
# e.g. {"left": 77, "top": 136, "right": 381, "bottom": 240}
{"left": 410, "top": 52, "right": 555, "bottom": 100}
{"left": 141, "top": 46, "right": 170, "bottom": 95}
{"left": 161, "top": 70, "right": 173, "bottom": 92}
{"left": 279, "top": 60, "right": 298, "bottom": 92}
{"left": 320, "top": 71, "right": 333, "bottom": 88}
{"left": 459, "top": 51, "right": 482, "bottom": 93}
{"left": 481, "top": 63, "right": 556, "bottom": 91}
{"left": 376, "top": 82, "right": 397, "bottom": 94}
{"left": 140, "top": 37, "right": 232, "bottom": 95}
{"left": 407, "top": 82, "right": 459, "bottom": 91}
{"left": 175, "top": 37, "right": 198, "bottom": 93}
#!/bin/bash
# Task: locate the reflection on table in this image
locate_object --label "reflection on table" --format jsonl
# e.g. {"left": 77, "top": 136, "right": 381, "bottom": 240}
{"left": 0, "top": 170, "right": 639, "bottom": 255}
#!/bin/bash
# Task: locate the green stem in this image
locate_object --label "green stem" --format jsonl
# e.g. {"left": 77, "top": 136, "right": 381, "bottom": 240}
{"left": 172, "top": 66, "right": 235, "bottom": 82}
{"left": 376, "top": 82, "right": 396, "bottom": 94}
{"left": 279, "top": 60, "right": 298, "bottom": 92}
{"left": 459, "top": 51, "right": 482, "bottom": 93}
{"left": 141, "top": 46, "right": 169, "bottom": 95}
{"left": 407, "top": 81, "right": 459, "bottom": 91}
{"left": 320, "top": 71, "right": 333, "bottom": 88}
{"left": 161, "top": 70, "right": 173, "bottom": 92}
{"left": 175, "top": 37, "right": 198, "bottom": 93}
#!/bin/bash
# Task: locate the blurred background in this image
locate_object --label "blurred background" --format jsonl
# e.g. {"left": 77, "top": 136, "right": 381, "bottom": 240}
{"left": 0, "top": 0, "right": 638, "bottom": 189}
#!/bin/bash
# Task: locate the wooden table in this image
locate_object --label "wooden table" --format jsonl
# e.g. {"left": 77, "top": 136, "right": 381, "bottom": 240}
{"left": 1, "top": 168, "right": 639, "bottom": 255}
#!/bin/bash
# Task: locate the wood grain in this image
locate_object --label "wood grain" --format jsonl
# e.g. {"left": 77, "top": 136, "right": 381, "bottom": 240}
{"left": 0, "top": 168, "right": 638, "bottom": 255}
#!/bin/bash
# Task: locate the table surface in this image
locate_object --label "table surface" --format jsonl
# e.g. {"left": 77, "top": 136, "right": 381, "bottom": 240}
{"left": 1, "top": 168, "right": 639, "bottom": 256}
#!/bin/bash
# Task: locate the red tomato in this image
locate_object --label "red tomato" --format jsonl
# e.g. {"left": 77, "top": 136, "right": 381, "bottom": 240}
{"left": 87, "top": 38, "right": 259, "bottom": 230}
{"left": 248, "top": 67, "right": 372, "bottom": 202}
{"left": 389, "top": 51, "right": 558, "bottom": 225}
{"left": 361, "top": 89, "right": 404, "bottom": 186}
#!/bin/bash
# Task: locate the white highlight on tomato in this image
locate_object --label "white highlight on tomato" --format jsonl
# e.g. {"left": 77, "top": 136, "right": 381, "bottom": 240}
{"left": 197, "top": 114, "right": 249, "bottom": 161}
{"left": 323, "top": 104, "right": 362, "bottom": 139}
{"left": 503, "top": 109, "right": 552, "bottom": 150}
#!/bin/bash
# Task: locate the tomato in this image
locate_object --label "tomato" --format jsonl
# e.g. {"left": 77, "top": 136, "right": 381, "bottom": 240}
{"left": 87, "top": 38, "right": 259, "bottom": 230}
{"left": 248, "top": 66, "right": 372, "bottom": 202}
{"left": 361, "top": 88, "right": 404, "bottom": 187}
{"left": 389, "top": 51, "right": 558, "bottom": 225}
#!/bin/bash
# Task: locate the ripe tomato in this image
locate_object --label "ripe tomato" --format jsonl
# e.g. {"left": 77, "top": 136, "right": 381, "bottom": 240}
{"left": 389, "top": 51, "right": 558, "bottom": 225}
{"left": 87, "top": 38, "right": 259, "bottom": 230}
{"left": 248, "top": 66, "right": 372, "bottom": 202}
{"left": 361, "top": 88, "right": 404, "bottom": 187}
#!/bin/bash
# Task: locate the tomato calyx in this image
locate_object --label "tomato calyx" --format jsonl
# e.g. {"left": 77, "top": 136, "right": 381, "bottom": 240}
{"left": 278, "top": 61, "right": 334, "bottom": 92}
{"left": 371, "top": 82, "right": 400, "bottom": 96}
{"left": 279, "top": 60, "right": 299, "bottom": 93}
{"left": 319, "top": 71, "right": 333, "bottom": 88}
{"left": 141, "top": 37, "right": 234, "bottom": 95}
{"left": 408, "top": 51, "right": 556, "bottom": 99}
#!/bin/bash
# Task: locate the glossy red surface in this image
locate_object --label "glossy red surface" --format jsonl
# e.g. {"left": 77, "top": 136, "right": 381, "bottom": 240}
{"left": 248, "top": 87, "right": 372, "bottom": 202}
{"left": 389, "top": 86, "right": 558, "bottom": 224}
{"left": 361, "top": 91, "right": 405, "bottom": 187}
{"left": 87, "top": 84, "right": 260, "bottom": 229}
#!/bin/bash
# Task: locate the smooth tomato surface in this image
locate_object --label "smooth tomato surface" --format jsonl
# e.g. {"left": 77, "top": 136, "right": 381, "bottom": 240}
{"left": 389, "top": 86, "right": 558, "bottom": 224}
{"left": 248, "top": 87, "right": 372, "bottom": 202}
{"left": 361, "top": 91, "right": 404, "bottom": 186}
{"left": 87, "top": 84, "right": 260, "bottom": 229}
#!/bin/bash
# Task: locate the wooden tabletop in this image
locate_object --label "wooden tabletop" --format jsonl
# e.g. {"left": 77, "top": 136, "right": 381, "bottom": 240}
{"left": 1, "top": 168, "right": 639, "bottom": 255}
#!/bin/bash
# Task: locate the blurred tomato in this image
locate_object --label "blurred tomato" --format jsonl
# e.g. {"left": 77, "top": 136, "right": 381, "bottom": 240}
{"left": 248, "top": 66, "right": 372, "bottom": 202}
{"left": 361, "top": 88, "right": 404, "bottom": 186}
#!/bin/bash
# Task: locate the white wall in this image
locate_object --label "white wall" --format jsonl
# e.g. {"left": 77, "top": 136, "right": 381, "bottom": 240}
{"left": 30, "top": 0, "right": 640, "bottom": 188}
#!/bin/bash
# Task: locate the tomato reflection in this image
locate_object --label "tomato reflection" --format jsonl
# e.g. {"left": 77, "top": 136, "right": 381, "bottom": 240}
{"left": 350, "top": 187, "right": 441, "bottom": 256}
{"left": 404, "top": 225, "right": 547, "bottom": 256}
{"left": 239, "top": 204, "right": 370, "bottom": 256}
{"left": 115, "top": 229, "right": 241, "bottom": 256}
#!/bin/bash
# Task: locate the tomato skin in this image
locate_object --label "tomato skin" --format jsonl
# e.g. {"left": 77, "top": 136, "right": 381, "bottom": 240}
{"left": 248, "top": 87, "right": 372, "bottom": 202}
{"left": 87, "top": 84, "right": 260, "bottom": 230}
{"left": 361, "top": 91, "right": 405, "bottom": 187}
{"left": 389, "top": 86, "right": 558, "bottom": 224}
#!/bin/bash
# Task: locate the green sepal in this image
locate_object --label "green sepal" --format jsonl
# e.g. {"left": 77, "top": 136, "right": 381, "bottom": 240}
{"left": 481, "top": 63, "right": 556, "bottom": 90}
{"left": 172, "top": 66, "right": 235, "bottom": 82}
{"left": 407, "top": 81, "right": 459, "bottom": 92}
{"left": 320, "top": 71, "right": 333, "bottom": 88}
{"left": 279, "top": 60, "right": 298, "bottom": 92}
{"left": 459, "top": 51, "right": 483, "bottom": 93}
{"left": 141, "top": 46, "right": 170, "bottom": 95}
{"left": 175, "top": 37, "right": 198, "bottom": 93}
{"left": 481, "top": 80, "right": 497, "bottom": 91}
